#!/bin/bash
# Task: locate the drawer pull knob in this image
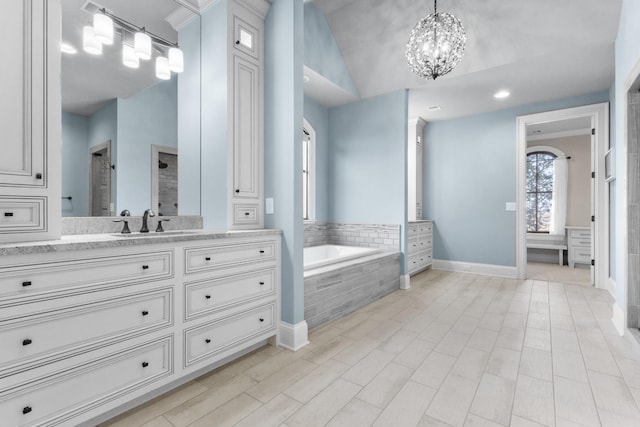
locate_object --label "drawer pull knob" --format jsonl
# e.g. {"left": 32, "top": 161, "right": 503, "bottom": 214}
{"left": 259, "top": 281, "right": 265, "bottom": 285}
{"left": 245, "top": 212, "right": 250, "bottom": 216}
{"left": 235, "top": 40, "right": 240, "bottom": 45}
{"left": 259, "top": 317, "right": 264, "bottom": 322}
{"left": 22, "top": 281, "right": 32, "bottom": 287}
{"left": 35, "top": 173, "right": 42, "bottom": 180}
{"left": 4, "top": 212, "right": 14, "bottom": 217}
{"left": 259, "top": 250, "right": 265, "bottom": 254}
{"left": 205, "top": 294, "right": 211, "bottom": 299}
{"left": 141, "top": 310, "right": 149, "bottom": 316}
{"left": 141, "top": 361, "right": 149, "bottom": 368}
{"left": 205, "top": 338, "right": 211, "bottom": 344}
{"left": 205, "top": 257, "right": 211, "bottom": 261}
{"left": 142, "top": 265, "right": 149, "bottom": 270}
{"left": 235, "top": 189, "right": 240, "bottom": 193}
{"left": 22, "top": 338, "right": 32, "bottom": 346}
{"left": 22, "top": 406, "right": 32, "bottom": 415}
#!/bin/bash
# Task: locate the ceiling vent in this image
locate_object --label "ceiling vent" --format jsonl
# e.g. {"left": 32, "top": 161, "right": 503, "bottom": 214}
{"left": 81, "top": 0, "right": 104, "bottom": 15}
{"left": 428, "top": 105, "right": 442, "bottom": 111}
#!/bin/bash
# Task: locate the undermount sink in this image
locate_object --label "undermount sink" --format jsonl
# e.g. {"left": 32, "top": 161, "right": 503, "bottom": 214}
{"left": 114, "top": 230, "right": 203, "bottom": 237}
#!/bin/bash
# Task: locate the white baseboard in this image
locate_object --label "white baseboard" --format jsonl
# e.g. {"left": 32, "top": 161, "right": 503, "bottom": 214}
{"left": 279, "top": 320, "right": 309, "bottom": 351}
{"left": 433, "top": 259, "right": 518, "bottom": 279}
{"left": 400, "top": 274, "right": 411, "bottom": 290}
{"left": 612, "top": 301, "right": 625, "bottom": 336}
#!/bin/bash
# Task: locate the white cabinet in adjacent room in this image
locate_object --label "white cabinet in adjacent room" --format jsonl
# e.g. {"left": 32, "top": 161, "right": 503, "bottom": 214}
{"left": 0, "top": 0, "right": 60, "bottom": 242}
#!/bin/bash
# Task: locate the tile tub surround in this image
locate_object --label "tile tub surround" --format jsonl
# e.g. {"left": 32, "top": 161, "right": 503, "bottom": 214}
{"left": 303, "top": 222, "right": 400, "bottom": 251}
{"left": 304, "top": 252, "right": 401, "bottom": 330}
{"left": 100, "top": 269, "right": 640, "bottom": 427}
{"left": 61, "top": 215, "right": 203, "bottom": 235}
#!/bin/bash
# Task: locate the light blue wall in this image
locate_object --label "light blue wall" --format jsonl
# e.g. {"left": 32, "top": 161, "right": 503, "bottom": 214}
{"left": 88, "top": 100, "right": 118, "bottom": 211}
{"left": 199, "top": 1, "right": 229, "bottom": 228}
{"left": 117, "top": 78, "right": 178, "bottom": 215}
{"left": 265, "top": 0, "right": 304, "bottom": 325}
{"left": 303, "top": 95, "right": 329, "bottom": 221}
{"left": 613, "top": 0, "right": 640, "bottom": 307}
{"left": 61, "top": 112, "right": 89, "bottom": 217}
{"left": 327, "top": 90, "right": 408, "bottom": 273}
{"left": 424, "top": 91, "right": 610, "bottom": 267}
{"left": 304, "top": 3, "right": 358, "bottom": 97}
{"left": 178, "top": 16, "right": 202, "bottom": 216}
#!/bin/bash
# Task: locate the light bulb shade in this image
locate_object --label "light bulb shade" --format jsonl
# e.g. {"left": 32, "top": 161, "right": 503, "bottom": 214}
{"left": 122, "top": 44, "right": 139, "bottom": 69}
{"left": 168, "top": 47, "right": 184, "bottom": 73}
{"left": 134, "top": 32, "right": 152, "bottom": 60}
{"left": 82, "top": 26, "right": 102, "bottom": 55}
{"left": 405, "top": 11, "right": 466, "bottom": 80}
{"left": 93, "top": 13, "right": 114, "bottom": 45}
{"left": 155, "top": 56, "right": 171, "bottom": 80}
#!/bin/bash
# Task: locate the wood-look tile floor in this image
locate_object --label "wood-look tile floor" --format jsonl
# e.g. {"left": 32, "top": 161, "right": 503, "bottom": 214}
{"left": 101, "top": 270, "right": 640, "bottom": 427}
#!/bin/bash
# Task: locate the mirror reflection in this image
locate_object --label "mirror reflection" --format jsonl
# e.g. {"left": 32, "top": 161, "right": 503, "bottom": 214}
{"left": 60, "top": 0, "right": 193, "bottom": 217}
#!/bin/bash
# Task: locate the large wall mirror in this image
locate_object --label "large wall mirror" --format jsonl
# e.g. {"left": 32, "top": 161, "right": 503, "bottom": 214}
{"left": 61, "top": 0, "right": 201, "bottom": 217}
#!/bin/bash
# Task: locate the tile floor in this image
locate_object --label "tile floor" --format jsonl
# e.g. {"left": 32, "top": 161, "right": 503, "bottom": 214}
{"left": 526, "top": 262, "right": 591, "bottom": 286}
{"left": 101, "top": 269, "right": 640, "bottom": 427}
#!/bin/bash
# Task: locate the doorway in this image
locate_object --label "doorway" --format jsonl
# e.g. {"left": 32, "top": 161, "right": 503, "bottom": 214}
{"left": 516, "top": 103, "right": 610, "bottom": 290}
{"left": 151, "top": 145, "right": 178, "bottom": 216}
{"left": 89, "top": 141, "right": 112, "bottom": 217}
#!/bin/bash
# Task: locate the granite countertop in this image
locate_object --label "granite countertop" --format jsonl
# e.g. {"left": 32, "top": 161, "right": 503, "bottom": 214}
{"left": 0, "top": 229, "right": 282, "bottom": 256}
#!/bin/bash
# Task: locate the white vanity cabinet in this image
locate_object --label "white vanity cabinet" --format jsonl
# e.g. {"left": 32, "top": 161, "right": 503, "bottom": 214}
{"left": 0, "top": 231, "right": 281, "bottom": 426}
{"left": 408, "top": 220, "right": 433, "bottom": 275}
{"left": 0, "top": 0, "right": 60, "bottom": 243}
{"left": 228, "top": 0, "right": 268, "bottom": 229}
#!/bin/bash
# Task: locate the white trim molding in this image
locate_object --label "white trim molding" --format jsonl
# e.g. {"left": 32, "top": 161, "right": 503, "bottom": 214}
{"left": 278, "top": 320, "right": 309, "bottom": 351}
{"left": 612, "top": 301, "right": 625, "bottom": 336}
{"left": 400, "top": 274, "right": 411, "bottom": 290}
{"left": 433, "top": 259, "right": 518, "bottom": 279}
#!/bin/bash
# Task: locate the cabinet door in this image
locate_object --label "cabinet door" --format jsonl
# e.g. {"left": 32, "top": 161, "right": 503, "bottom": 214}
{"left": 0, "top": 0, "right": 46, "bottom": 187}
{"left": 231, "top": 55, "right": 260, "bottom": 199}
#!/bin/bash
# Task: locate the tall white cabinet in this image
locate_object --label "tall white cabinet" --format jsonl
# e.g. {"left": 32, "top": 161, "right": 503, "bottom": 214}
{"left": 0, "top": 0, "right": 60, "bottom": 243}
{"left": 408, "top": 118, "right": 425, "bottom": 221}
{"left": 228, "top": 0, "right": 267, "bottom": 229}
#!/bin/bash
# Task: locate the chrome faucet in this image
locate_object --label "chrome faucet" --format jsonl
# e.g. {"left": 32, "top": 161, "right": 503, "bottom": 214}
{"left": 140, "top": 209, "right": 155, "bottom": 233}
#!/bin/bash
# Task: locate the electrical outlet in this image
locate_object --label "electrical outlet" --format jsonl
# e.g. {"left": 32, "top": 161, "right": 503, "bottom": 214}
{"left": 265, "top": 198, "right": 274, "bottom": 214}
{"left": 505, "top": 202, "right": 516, "bottom": 211}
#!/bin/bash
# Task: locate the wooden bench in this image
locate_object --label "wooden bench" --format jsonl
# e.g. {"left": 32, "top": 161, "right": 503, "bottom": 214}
{"left": 527, "top": 240, "right": 567, "bottom": 265}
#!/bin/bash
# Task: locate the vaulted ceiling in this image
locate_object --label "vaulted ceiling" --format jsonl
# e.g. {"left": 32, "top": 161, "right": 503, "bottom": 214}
{"left": 311, "top": 0, "right": 622, "bottom": 121}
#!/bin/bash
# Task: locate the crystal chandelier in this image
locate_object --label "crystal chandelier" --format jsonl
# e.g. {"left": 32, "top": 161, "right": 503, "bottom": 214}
{"left": 405, "top": 0, "right": 466, "bottom": 80}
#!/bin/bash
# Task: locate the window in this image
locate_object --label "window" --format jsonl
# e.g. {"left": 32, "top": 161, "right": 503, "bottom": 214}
{"left": 526, "top": 151, "right": 556, "bottom": 232}
{"left": 302, "top": 119, "right": 315, "bottom": 220}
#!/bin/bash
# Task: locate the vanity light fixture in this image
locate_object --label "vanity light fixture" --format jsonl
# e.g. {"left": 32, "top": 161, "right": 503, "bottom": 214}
{"left": 406, "top": 0, "right": 466, "bottom": 80}
{"left": 82, "top": 26, "right": 102, "bottom": 55}
{"left": 494, "top": 90, "right": 510, "bottom": 99}
{"left": 86, "top": 8, "right": 184, "bottom": 79}
{"left": 93, "top": 13, "right": 114, "bottom": 45}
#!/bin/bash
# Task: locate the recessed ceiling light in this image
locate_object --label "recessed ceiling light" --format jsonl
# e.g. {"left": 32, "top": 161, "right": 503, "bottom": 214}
{"left": 494, "top": 90, "right": 510, "bottom": 99}
{"left": 303, "top": 75, "right": 310, "bottom": 83}
{"left": 61, "top": 42, "right": 78, "bottom": 54}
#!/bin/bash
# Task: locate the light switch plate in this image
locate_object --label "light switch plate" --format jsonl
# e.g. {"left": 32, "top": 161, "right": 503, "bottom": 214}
{"left": 265, "top": 198, "right": 274, "bottom": 214}
{"left": 505, "top": 202, "right": 516, "bottom": 211}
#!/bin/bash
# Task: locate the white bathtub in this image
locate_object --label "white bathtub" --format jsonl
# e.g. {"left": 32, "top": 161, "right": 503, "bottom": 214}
{"left": 304, "top": 245, "right": 380, "bottom": 271}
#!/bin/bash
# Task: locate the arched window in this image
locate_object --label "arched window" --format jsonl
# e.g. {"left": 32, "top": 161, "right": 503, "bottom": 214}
{"left": 527, "top": 151, "right": 556, "bottom": 232}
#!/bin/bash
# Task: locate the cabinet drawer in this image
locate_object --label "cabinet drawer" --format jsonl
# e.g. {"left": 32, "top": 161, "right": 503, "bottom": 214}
{"left": 232, "top": 14, "right": 260, "bottom": 61}
{"left": 571, "top": 250, "right": 591, "bottom": 263}
{"left": 569, "top": 237, "right": 591, "bottom": 247}
{"left": 232, "top": 203, "right": 259, "bottom": 226}
{"left": 0, "top": 336, "right": 172, "bottom": 427}
{"left": 408, "top": 224, "right": 418, "bottom": 237}
{"left": 418, "top": 222, "right": 433, "bottom": 236}
{"left": 0, "top": 197, "right": 45, "bottom": 233}
{"left": 185, "top": 269, "right": 275, "bottom": 320}
{"left": 0, "top": 289, "right": 172, "bottom": 374}
{"left": 417, "top": 252, "right": 433, "bottom": 269}
{"left": 418, "top": 237, "right": 432, "bottom": 251}
{"left": 184, "top": 303, "right": 275, "bottom": 366}
{"left": 185, "top": 240, "right": 276, "bottom": 275}
{"left": 408, "top": 238, "right": 418, "bottom": 255}
{"left": 569, "top": 229, "right": 591, "bottom": 239}
{"left": 408, "top": 255, "right": 418, "bottom": 272}
{"left": 0, "top": 251, "right": 173, "bottom": 300}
